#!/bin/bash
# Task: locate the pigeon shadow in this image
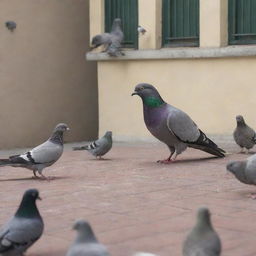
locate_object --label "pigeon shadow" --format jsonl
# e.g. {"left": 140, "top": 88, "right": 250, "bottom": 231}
{"left": 90, "top": 158, "right": 113, "bottom": 161}
{"left": 0, "top": 176, "right": 70, "bottom": 182}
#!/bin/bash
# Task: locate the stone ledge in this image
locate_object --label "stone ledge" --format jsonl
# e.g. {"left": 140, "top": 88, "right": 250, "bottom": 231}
{"left": 86, "top": 45, "right": 256, "bottom": 61}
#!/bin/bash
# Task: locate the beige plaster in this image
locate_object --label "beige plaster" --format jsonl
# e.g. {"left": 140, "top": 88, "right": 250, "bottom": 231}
{"left": 138, "top": 0, "right": 162, "bottom": 49}
{"left": 98, "top": 57, "right": 256, "bottom": 141}
{"left": 0, "top": 0, "right": 98, "bottom": 148}
{"left": 89, "top": 0, "right": 104, "bottom": 43}
{"left": 200, "top": 0, "right": 228, "bottom": 47}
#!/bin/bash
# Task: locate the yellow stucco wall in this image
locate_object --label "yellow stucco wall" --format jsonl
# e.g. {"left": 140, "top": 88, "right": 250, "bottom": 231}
{"left": 98, "top": 57, "right": 256, "bottom": 141}
{"left": 0, "top": 0, "right": 98, "bottom": 148}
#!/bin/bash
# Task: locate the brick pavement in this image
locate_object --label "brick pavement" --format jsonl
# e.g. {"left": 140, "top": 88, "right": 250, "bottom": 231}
{"left": 0, "top": 139, "right": 255, "bottom": 256}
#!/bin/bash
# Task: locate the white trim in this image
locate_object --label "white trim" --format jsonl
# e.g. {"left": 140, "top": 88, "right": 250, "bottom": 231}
{"left": 86, "top": 45, "right": 256, "bottom": 61}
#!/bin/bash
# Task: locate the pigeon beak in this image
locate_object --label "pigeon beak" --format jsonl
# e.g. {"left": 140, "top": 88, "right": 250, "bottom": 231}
{"left": 131, "top": 92, "right": 138, "bottom": 96}
{"left": 38, "top": 196, "right": 42, "bottom": 201}
{"left": 66, "top": 127, "right": 70, "bottom": 131}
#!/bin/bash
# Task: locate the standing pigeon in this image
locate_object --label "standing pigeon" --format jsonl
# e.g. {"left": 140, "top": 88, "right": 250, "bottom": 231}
{"left": 132, "top": 83, "right": 225, "bottom": 163}
{"left": 91, "top": 18, "right": 124, "bottom": 57}
{"left": 233, "top": 115, "right": 256, "bottom": 153}
{"left": 183, "top": 207, "right": 221, "bottom": 256}
{"left": 0, "top": 189, "right": 44, "bottom": 256}
{"left": 73, "top": 131, "right": 112, "bottom": 159}
{"left": 137, "top": 25, "right": 147, "bottom": 35}
{"left": 66, "top": 220, "right": 110, "bottom": 256}
{"left": 0, "top": 123, "right": 69, "bottom": 180}
{"left": 227, "top": 154, "right": 256, "bottom": 199}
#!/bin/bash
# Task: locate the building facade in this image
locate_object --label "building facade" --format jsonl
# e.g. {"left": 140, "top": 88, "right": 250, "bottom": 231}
{"left": 88, "top": 0, "right": 256, "bottom": 142}
{"left": 0, "top": 0, "right": 98, "bottom": 148}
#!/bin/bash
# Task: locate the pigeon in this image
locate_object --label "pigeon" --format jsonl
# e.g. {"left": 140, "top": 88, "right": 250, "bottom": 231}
{"left": 183, "top": 207, "right": 221, "bottom": 256}
{"left": 137, "top": 25, "right": 147, "bottom": 35}
{"left": 0, "top": 189, "right": 44, "bottom": 256}
{"left": 0, "top": 123, "right": 69, "bottom": 180}
{"left": 227, "top": 154, "right": 256, "bottom": 199}
{"left": 233, "top": 115, "right": 256, "bottom": 153}
{"left": 66, "top": 220, "right": 110, "bottom": 256}
{"left": 73, "top": 131, "right": 112, "bottom": 159}
{"left": 91, "top": 18, "right": 124, "bottom": 56}
{"left": 5, "top": 21, "right": 16, "bottom": 31}
{"left": 132, "top": 83, "right": 225, "bottom": 163}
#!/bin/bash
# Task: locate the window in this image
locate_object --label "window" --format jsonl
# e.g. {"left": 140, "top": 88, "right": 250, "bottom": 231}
{"left": 229, "top": 0, "right": 256, "bottom": 45}
{"left": 162, "top": 0, "right": 199, "bottom": 47}
{"left": 105, "top": 0, "right": 138, "bottom": 49}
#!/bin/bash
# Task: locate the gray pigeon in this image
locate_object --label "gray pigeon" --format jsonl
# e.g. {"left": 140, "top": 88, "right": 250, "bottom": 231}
{"left": 183, "top": 207, "right": 221, "bottom": 256}
{"left": 233, "top": 115, "right": 256, "bottom": 153}
{"left": 91, "top": 18, "right": 124, "bottom": 57}
{"left": 132, "top": 83, "right": 225, "bottom": 163}
{"left": 0, "top": 189, "right": 44, "bottom": 256}
{"left": 66, "top": 220, "right": 110, "bottom": 256}
{"left": 5, "top": 21, "right": 16, "bottom": 31}
{"left": 0, "top": 123, "right": 69, "bottom": 180}
{"left": 227, "top": 154, "right": 256, "bottom": 198}
{"left": 73, "top": 131, "right": 112, "bottom": 159}
{"left": 137, "top": 25, "right": 147, "bottom": 35}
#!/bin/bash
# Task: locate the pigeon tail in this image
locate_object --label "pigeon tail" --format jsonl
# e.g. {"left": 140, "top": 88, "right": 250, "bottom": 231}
{"left": 188, "top": 130, "right": 225, "bottom": 158}
{"left": 0, "top": 159, "right": 12, "bottom": 166}
{"left": 72, "top": 146, "right": 88, "bottom": 151}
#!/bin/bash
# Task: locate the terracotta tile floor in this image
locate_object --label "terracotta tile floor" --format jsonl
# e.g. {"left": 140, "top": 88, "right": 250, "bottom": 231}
{"left": 0, "top": 139, "right": 255, "bottom": 256}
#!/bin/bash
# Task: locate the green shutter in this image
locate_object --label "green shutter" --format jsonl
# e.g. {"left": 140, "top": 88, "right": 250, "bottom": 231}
{"left": 105, "top": 0, "right": 138, "bottom": 49}
{"left": 229, "top": 0, "right": 256, "bottom": 45}
{"left": 162, "top": 0, "right": 199, "bottom": 47}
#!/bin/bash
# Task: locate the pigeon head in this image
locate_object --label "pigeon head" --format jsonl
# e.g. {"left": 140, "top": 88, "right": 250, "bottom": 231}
{"left": 15, "top": 189, "right": 42, "bottom": 218}
{"left": 91, "top": 35, "right": 103, "bottom": 48}
{"left": 195, "top": 207, "right": 213, "bottom": 230}
{"left": 50, "top": 123, "right": 69, "bottom": 144}
{"left": 105, "top": 131, "right": 112, "bottom": 138}
{"left": 73, "top": 220, "right": 97, "bottom": 243}
{"left": 236, "top": 115, "right": 245, "bottom": 125}
{"left": 132, "top": 83, "right": 165, "bottom": 107}
{"left": 112, "top": 18, "right": 122, "bottom": 29}
{"left": 226, "top": 161, "right": 245, "bottom": 175}
{"left": 54, "top": 123, "right": 70, "bottom": 132}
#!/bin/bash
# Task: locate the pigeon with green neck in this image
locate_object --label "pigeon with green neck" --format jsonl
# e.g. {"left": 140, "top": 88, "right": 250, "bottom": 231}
{"left": 132, "top": 83, "right": 225, "bottom": 163}
{"left": 183, "top": 207, "right": 221, "bottom": 256}
{"left": 0, "top": 123, "right": 69, "bottom": 180}
{"left": 0, "top": 189, "right": 44, "bottom": 256}
{"left": 66, "top": 220, "right": 110, "bottom": 256}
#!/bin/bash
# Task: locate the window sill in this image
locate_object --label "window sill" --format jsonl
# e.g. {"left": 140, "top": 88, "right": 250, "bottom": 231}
{"left": 86, "top": 45, "right": 256, "bottom": 61}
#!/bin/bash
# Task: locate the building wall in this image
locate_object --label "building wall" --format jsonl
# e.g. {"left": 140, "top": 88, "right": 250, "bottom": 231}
{"left": 0, "top": 0, "right": 97, "bottom": 148}
{"left": 98, "top": 57, "right": 256, "bottom": 141}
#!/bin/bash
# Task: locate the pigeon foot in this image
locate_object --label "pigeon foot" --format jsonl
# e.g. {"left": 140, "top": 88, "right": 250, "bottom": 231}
{"left": 248, "top": 193, "right": 256, "bottom": 200}
{"left": 157, "top": 159, "right": 174, "bottom": 164}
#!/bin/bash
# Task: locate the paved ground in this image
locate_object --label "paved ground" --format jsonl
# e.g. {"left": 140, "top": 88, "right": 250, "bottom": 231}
{"left": 0, "top": 139, "right": 256, "bottom": 256}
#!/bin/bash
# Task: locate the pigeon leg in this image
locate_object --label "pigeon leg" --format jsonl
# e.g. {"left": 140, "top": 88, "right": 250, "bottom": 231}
{"left": 240, "top": 148, "right": 244, "bottom": 153}
{"left": 245, "top": 149, "right": 250, "bottom": 154}
{"left": 157, "top": 152, "right": 175, "bottom": 164}
{"left": 249, "top": 193, "right": 256, "bottom": 199}
{"left": 33, "top": 170, "right": 40, "bottom": 178}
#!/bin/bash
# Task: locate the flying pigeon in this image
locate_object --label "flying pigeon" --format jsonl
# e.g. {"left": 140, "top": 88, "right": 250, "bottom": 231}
{"left": 132, "top": 83, "right": 225, "bottom": 163}
{"left": 73, "top": 131, "right": 112, "bottom": 159}
{"left": 227, "top": 154, "right": 256, "bottom": 199}
{"left": 233, "top": 115, "right": 256, "bottom": 153}
{"left": 66, "top": 220, "right": 110, "bottom": 256}
{"left": 5, "top": 21, "right": 16, "bottom": 31}
{"left": 137, "top": 25, "right": 147, "bottom": 35}
{"left": 0, "top": 123, "right": 69, "bottom": 180}
{"left": 91, "top": 18, "right": 124, "bottom": 57}
{"left": 183, "top": 207, "right": 221, "bottom": 256}
{"left": 0, "top": 189, "right": 44, "bottom": 256}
